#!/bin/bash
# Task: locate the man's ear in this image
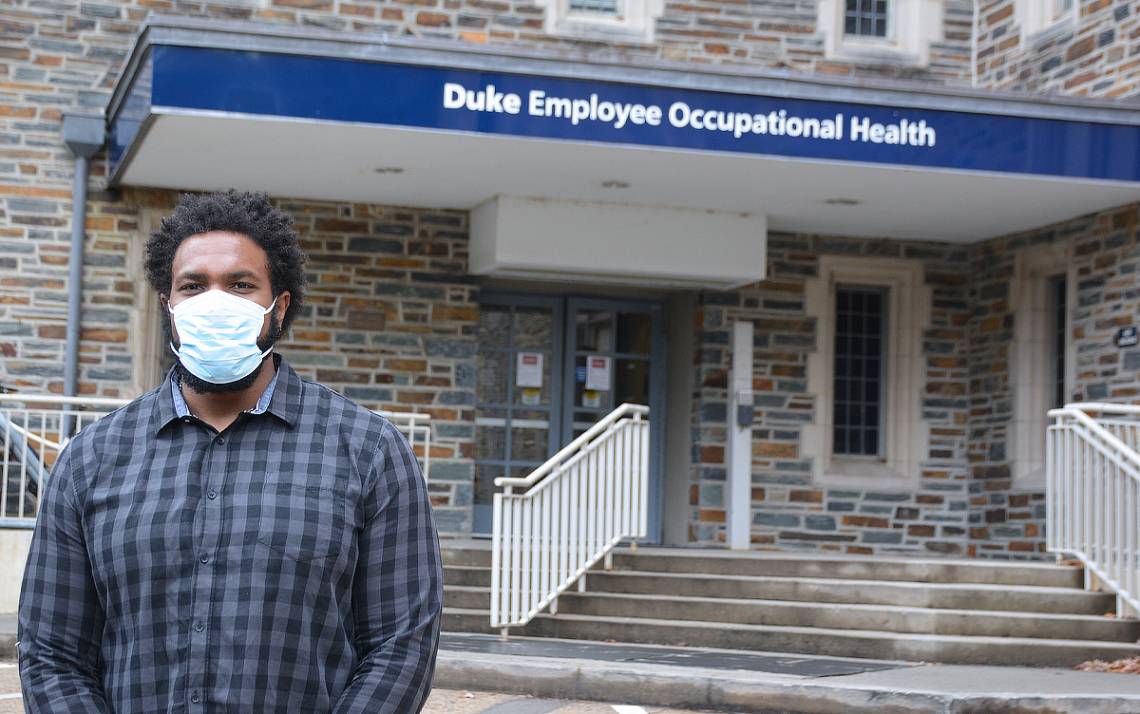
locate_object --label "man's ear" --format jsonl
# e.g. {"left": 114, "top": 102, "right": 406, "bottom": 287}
{"left": 275, "top": 291, "right": 291, "bottom": 324}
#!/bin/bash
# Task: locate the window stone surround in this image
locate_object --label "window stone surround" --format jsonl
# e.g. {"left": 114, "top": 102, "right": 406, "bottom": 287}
{"left": 802, "top": 256, "right": 932, "bottom": 491}
{"left": 817, "top": 0, "right": 945, "bottom": 67}
{"left": 1009, "top": 242, "right": 1075, "bottom": 490}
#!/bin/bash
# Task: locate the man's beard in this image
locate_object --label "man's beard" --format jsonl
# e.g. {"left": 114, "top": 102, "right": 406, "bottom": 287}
{"left": 167, "top": 314, "right": 283, "bottom": 394}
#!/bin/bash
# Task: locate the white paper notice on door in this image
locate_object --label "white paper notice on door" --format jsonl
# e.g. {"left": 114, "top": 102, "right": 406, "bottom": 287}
{"left": 516, "top": 352, "right": 544, "bottom": 388}
{"left": 585, "top": 355, "right": 612, "bottom": 391}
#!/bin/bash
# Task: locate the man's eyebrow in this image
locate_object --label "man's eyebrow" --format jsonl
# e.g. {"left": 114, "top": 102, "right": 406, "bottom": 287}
{"left": 224, "top": 270, "right": 260, "bottom": 281}
{"left": 174, "top": 271, "right": 208, "bottom": 283}
{"left": 173, "top": 270, "right": 261, "bottom": 282}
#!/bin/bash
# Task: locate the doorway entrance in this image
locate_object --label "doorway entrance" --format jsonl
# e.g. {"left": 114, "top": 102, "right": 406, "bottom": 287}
{"left": 473, "top": 294, "right": 665, "bottom": 539}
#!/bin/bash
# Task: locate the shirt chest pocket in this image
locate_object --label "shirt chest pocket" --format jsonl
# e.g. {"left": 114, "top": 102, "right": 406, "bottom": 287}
{"left": 255, "top": 484, "right": 351, "bottom": 564}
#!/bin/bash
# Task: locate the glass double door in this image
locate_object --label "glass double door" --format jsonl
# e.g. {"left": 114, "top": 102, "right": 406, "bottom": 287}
{"left": 473, "top": 295, "right": 664, "bottom": 536}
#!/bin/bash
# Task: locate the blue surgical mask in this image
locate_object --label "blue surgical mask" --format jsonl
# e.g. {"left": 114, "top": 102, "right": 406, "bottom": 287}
{"left": 169, "top": 290, "right": 278, "bottom": 385}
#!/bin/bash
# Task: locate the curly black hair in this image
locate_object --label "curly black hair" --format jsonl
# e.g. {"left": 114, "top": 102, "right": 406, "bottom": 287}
{"left": 145, "top": 190, "right": 307, "bottom": 332}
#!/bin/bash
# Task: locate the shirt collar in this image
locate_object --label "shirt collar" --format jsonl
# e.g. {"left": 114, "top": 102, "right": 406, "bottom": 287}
{"left": 170, "top": 363, "right": 280, "bottom": 418}
{"left": 151, "top": 355, "right": 302, "bottom": 435}
{"left": 265, "top": 356, "right": 302, "bottom": 428}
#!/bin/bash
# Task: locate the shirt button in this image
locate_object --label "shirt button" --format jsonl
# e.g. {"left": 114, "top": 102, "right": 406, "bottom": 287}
{"left": 215, "top": 436, "right": 225, "bottom": 445}
{"left": 191, "top": 692, "right": 200, "bottom": 703}
{"left": 207, "top": 490, "right": 217, "bottom": 500}
{"left": 181, "top": 417, "right": 191, "bottom": 423}
{"left": 194, "top": 621, "right": 204, "bottom": 632}
{"left": 199, "top": 553, "right": 209, "bottom": 564}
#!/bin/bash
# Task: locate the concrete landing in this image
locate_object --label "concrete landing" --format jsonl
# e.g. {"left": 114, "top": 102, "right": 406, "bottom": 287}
{"left": 436, "top": 632, "right": 1140, "bottom": 713}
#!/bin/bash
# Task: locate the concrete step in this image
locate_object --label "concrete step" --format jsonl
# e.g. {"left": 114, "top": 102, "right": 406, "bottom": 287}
{"left": 553, "top": 591, "right": 1140, "bottom": 642}
{"left": 444, "top": 607, "right": 497, "bottom": 635}
{"left": 609, "top": 549, "right": 1084, "bottom": 588}
{"left": 444, "top": 608, "right": 1140, "bottom": 668}
{"left": 582, "top": 570, "right": 1116, "bottom": 615}
{"left": 444, "top": 585, "right": 491, "bottom": 610}
{"left": 443, "top": 565, "right": 491, "bottom": 587}
{"left": 440, "top": 544, "right": 1085, "bottom": 588}
{"left": 441, "top": 544, "right": 491, "bottom": 568}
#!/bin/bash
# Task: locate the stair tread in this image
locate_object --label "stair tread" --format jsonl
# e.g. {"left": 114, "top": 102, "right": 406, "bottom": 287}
{"left": 447, "top": 564, "right": 1092, "bottom": 594}
{"left": 444, "top": 608, "right": 1140, "bottom": 649}
{"left": 556, "top": 590, "right": 1137, "bottom": 622}
{"left": 442, "top": 542, "right": 1077, "bottom": 570}
{"left": 615, "top": 547, "right": 1075, "bottom": 569}
{"left": 593, "top": 569, "right": 1103, "bottom": 594}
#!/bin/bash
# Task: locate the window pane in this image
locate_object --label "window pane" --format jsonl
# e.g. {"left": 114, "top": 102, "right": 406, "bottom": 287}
{"left": 617, "top": 312, "right": 652, "bottom": 354}
{"left": 514, "top": 307, "right": 553, "bottom": 349}
{"left": 511, "top": 425, "right": 549, "bottom": 461}
{"left": 479, "top": 306, "right": 511, "bottom": 349}
{"left": 576, "top": 310, "right": 613, "bottom": 352}
{"left": 615, "top": 358, "right": 650, "bottom": 405}
{"left": 474, "top": 464, "right": 504, "bottom": 505}
{"left": 863, "top": 428, "right": 878, "bottom": 455}
{"left": 832, "top": 286, "right": 887, "bottom": 456}
{"left": 477, "top": 351, "right": 508, "bottom": 405}
{"left": 1051, "top": 274, "right": 1067, "bottom": 409}
{"left": 845, "top": 0, "right": 889, "bottom": 37}
{"left": 476, "top": 425, "right": 506, "bottom": 461}
{"left": 570, "top": 0, "right": 618, "bottom": 13}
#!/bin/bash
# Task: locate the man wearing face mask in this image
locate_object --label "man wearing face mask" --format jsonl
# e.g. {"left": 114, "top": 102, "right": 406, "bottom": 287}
{"left": 17, "top": 191, "right": 443, "bottom": 713}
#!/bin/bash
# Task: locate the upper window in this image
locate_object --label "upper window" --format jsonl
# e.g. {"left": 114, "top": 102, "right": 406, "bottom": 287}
{"left": 1052, "top": 0, "right": 1076, "bottom": 22}
{"left": 568, "top": 0, "right": 618, "bottom": 14}
{"left": 1017, "top": 0, "right": 1079, "bottom": 45}
{"left": 845, "top": 0, "right": 890, "bottom": 38}
{"left": 818, "top": 0, "right": 941, "bottom": 67}
{"left": 536, "top": 0, "right": 663, "bottom": 42}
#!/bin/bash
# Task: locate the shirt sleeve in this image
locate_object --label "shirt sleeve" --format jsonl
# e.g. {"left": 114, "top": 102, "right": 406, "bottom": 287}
{"left": 17, "top": 443, "right": 110, "bottom": 713}
{"left": 332, "top": 421, "right": 443, "bottom": 714}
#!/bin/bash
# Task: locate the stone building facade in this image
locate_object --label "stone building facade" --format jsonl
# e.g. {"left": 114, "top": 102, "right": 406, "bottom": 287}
{"left": 1, "top": 0, "right": 1138, "bottom": 553}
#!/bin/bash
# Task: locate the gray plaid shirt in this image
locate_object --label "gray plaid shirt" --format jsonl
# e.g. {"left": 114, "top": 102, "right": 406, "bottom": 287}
{"left": 17, "top": 357, "right": 443, "bottom": 713}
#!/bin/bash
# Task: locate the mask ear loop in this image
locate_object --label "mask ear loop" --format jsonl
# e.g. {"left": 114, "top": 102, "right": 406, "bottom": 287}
{"left": 258, "top": 296, "right": 281, "bottom": 359}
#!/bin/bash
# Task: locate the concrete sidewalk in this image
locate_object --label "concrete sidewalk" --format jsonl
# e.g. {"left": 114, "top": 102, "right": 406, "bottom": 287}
{"left": 436, "top": 633, "right": 1140, "bottom": 713}
{"left": 3, "top": 615, "right": 1138, "bottom": 712}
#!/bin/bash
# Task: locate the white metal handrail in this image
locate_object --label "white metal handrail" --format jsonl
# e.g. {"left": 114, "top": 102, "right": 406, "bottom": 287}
{"left": 491, "top": 403, "right": 650, "bottom": 635}
{"left": 0, "top": 392, "right": 433, "bottom": 528}
{"left": 1047, "top": 403, "right": 1140, "bottom": 618}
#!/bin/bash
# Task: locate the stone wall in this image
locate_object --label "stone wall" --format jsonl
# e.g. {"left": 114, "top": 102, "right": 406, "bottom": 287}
{"left": 689, "top": 233, "right": 973, "bottom": 556}
{"left": 2, "top": 0, "right": 1139, "bottom": 547}
{"left": 0, "top": 187, "right": 479, "bottom": 533}
{"left": 966, "top": 201, "right": 1140, "bottom": 558}
{"left": 688, "top": 202, "right": 1140, "bottom": 558}
{"left": 975, "top": 0, "right": 1139, "bottom": 97}
{"left": 0, "top": 0, "right": 974, "bottom": 405}
{"left": 274, "top": 196, "right": 478, "bottom": 533}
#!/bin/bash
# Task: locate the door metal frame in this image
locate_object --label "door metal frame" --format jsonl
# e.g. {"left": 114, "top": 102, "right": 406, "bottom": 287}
{"left": 473, "top": 292, "right": 565, "bottom": 534}
{"left": 562, "top": 295, "right": 667, "bottom": 544}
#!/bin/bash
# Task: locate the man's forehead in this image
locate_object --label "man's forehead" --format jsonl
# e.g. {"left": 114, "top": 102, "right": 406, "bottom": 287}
{"left": 172, "top": 231, "right": 269, "bottom": 272}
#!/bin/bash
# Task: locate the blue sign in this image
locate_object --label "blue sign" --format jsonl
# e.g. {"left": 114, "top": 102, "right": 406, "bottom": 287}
{"left": 109, "top": 44, "right": 1140, "bottom": 183}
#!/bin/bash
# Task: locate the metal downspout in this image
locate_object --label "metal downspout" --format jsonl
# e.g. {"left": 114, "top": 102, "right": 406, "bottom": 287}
{"left": 61, "top": 113, "right": 106, "bottom": 431}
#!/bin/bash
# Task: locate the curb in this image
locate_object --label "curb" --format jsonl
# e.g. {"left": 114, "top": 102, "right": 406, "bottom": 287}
{"left": 434, "top": 650, "right": 1140, "bottom": 714}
